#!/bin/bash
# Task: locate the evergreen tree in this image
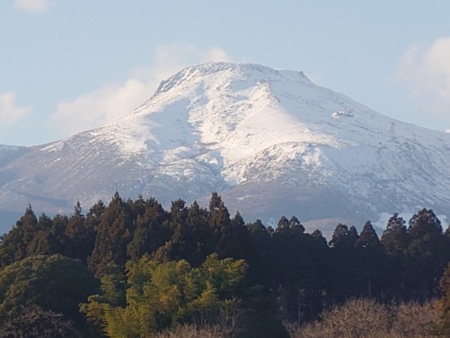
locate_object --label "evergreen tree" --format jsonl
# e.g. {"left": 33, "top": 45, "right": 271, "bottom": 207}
{"left": 277, "top": 215, "right": 290, "bottom": 230}
{"left": 0, "top": 255, "right": 99, "bottom": 330}
{"left": 127, "top": 197, "right": 169, "bottom": 260}
{"left": 328, "top": 223, "right": 361, "bottom": 301}
{"left": 380, "top": 213, "right": 409, "bottom": 256}
{"left": 170, "top": 199, "right": 188, "bottom": 225}
{"left": 88, "top": 193, "right": 135, "bottom": 276}
{"left": 25, "top": 213, "right": 53, "bottom": 256}
{"left": 379, "top": 213, "right": 410, "bottom": 300}
{"left": 0, "top": 205, "right": 39, "bottom": 267}
{"left": 406, "top": 209, "right": 447, "bottom": 300}
{"left": 153, "top": 199, "right": 194, "bottom": 264}
{"left": 329, "top": 223, "right": 358, "bottom": 249}
{"left": 356, "top": 221, "right": 383, "bottom": 298}
{"left": 64, "top": 202, "right": 95, "bottom": 264}
{"left": 289, "top": 216, "right": 305, "bottom": 234}
{"left": 86, "top": 200, "right": 106, "bottom": 226}
{"left": 184, "top": 201, "right": 214, "bottom": 265}
{"left": 356, "top": 221, "right": 380, "bottom": 249}
{"left": 246, "top": 219, "right": 273, "bottom": 286}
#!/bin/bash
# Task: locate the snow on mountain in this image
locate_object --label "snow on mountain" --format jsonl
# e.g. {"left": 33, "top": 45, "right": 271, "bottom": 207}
{"left": 0, "top": 144, "right": 26, "bottom": 154}
{"left": 1, "top": 62, "right": 450, "bottom": 235}
{"left": 0, "top": 144, "right": 28, "bottom": 167}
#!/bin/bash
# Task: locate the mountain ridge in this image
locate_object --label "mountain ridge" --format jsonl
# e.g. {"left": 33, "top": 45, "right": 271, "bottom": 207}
{"left": 1, "top": 62, "right": 450, "bottom": 234}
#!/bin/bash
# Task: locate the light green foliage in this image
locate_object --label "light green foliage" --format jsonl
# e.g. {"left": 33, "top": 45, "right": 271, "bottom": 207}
{"left": 83, "top": 253, "right": 247, "bottom": 337}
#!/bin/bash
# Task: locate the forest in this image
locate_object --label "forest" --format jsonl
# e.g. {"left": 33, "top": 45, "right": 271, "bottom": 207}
{"left": 0, "top": 192, "right": 450, "bottom": 337}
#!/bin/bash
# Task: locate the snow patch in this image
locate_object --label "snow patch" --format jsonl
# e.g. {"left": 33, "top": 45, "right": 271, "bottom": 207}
{"left": 331, "top": 110, "right": 354, "bottom": 118}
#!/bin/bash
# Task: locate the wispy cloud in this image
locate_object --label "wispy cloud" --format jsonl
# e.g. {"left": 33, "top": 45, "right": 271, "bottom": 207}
{"left": 307, "top": 72, "right": 325, "bottom": 86}
{"left": 13, "top": 0, "right": 53, "bottom": 13}
{"left": 51, "top": 44, "right": 232, "bottom": 136}
{"left": 394, "top": 37, "right": 450, "bottom": 123}
{"left": 0, "top": 91, "right": 31, "bottom": 125}
{"left": 52, "top": 79, "right": 152, "bottom": 136}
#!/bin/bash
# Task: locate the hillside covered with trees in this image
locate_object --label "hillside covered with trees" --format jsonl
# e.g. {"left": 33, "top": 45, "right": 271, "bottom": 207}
{"left": 1, "top": 192, "right": 450, "bottom": 337}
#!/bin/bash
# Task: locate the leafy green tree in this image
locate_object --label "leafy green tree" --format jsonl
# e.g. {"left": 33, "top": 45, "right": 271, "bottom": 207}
{"left": 0, "top": 255, "right": 99, "bottom": 329}
{"left": 83, "top": 253, "right": 247, "bottom": 337}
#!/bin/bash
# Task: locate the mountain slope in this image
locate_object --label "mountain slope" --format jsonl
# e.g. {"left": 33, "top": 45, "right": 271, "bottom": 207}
{"left": 1, "top": 63, "right": 450, "bottom": 234}
{"left": 0, "top": 145, "right": 28, "bottom": 167}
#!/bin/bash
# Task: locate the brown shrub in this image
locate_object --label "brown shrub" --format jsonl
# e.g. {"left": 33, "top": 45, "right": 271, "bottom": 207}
{"left": 153, "top": 324, "right": 225, "bottom": 338}
{"left": 390, "top": 300, "right": 443, "bottom": 337}
{"left": 285, "top": 298, "right": 444, "bottom": 338}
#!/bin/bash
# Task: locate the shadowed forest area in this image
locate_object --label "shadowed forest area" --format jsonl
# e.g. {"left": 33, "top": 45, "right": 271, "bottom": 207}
{"left": 1, "top": 192, "right": 450, "bottom": 337}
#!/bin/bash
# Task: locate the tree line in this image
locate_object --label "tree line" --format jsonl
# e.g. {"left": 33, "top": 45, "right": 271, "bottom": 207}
{"left": 1, "top": 192, "right": 450, "bottom": 337}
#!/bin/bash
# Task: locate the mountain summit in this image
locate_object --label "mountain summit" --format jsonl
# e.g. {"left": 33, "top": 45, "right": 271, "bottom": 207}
{"left": 1, "top": 62, "right": 450, "bottom": 234}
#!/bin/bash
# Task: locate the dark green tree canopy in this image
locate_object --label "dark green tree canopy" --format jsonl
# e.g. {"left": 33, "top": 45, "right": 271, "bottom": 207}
{"left": 357, "top": 221, "right": 380, "bottom": 249}
{"left": 0, "top": 254, "right": 99, "bottom": 326}
{"left": 0, "top": 193, "right": 449, "bottom": 336}
{"left": 381, "top": 213, "right": 408, "bottom": 253}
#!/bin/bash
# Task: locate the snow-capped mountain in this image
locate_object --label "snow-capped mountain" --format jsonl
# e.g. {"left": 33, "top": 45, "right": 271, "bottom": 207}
{"left": 1, "top": 62, "right": 450, "bottom": 234}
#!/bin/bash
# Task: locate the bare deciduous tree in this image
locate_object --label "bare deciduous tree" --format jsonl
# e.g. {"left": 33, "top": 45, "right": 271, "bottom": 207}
{"left": 285, "top": 298, "right": 444, "bottom": 338}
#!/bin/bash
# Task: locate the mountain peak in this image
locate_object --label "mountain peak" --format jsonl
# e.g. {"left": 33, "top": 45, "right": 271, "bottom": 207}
{"left": 1, "top": 63, "right": 450, "bottom": 235}
{"left": 151, "top": 62, "right": 311, "bottom": 99}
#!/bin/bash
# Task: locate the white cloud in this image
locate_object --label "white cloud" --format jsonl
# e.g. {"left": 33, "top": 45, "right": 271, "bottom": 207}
{"left": 51, "top": 44, "right": 232, "bottom": 136}
{"left": 14, "top": 0, "right": 53, "bottom": 12}
{"left": 0, "top": 91, "right": 31, "bottom": 125}
{"left": 52, "top": 79, "right": 151, "bottom": 135}
{"left": 149, "top": 44, "right": 233, "bottom": 84}
{"left": 307, "top": 72, "right": 325, "bottom": 86}
{"left": 395, "top": 38, "right": 450, "bottom": 120}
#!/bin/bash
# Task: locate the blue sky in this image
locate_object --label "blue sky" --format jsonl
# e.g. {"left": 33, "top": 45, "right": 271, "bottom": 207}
{"left": 1, "top": 1, "right": 450, "bottom": 146}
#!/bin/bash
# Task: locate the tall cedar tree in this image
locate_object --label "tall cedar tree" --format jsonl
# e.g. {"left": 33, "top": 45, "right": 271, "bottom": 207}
{"left": 328, "top": 224, "right": 361, "bottom": 302}
{"left": 88, "top": 192, "right": 136, "bottom": 276}
{"left": 406, "top": 208, "right": 447, "bottom": 300}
